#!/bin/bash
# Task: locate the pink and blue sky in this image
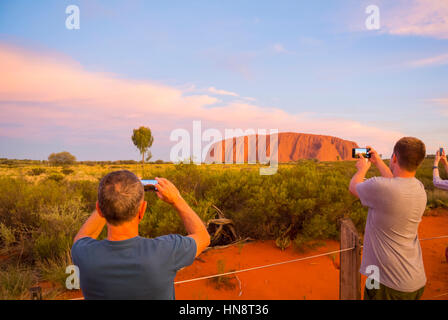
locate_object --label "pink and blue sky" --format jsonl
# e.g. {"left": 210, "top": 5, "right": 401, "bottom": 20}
{"left": 1, "top": 0, "right": 447, "bottom": 161}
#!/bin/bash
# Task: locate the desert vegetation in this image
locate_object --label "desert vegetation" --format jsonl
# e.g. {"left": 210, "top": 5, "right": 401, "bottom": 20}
{"left": 0, "top": 157, "right": 447, "bottom": 299}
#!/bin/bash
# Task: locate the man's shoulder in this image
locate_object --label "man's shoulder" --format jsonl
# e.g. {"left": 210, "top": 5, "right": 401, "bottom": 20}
{"left": 148, "top": 234, "right": 194, "bottom": 246}
{"left": 144, "top": 234, "right": 196, "bottom": 254}
{"left": 358, "top": 176, "right": 391, "bottom": 191}
{"left": 71, "top": 237, "right": 102, "bottom": 264}
{"left": 359, "top": 176, "right": 426, "bottom": 202}
{"left": 364, "top": 176, "right": 391, "bottom": 185}
{"left": 363, "top": 176, "right": 423, "bottom": 188}
{"left": 72, "top": 237, "right": 99, "bottom": 250}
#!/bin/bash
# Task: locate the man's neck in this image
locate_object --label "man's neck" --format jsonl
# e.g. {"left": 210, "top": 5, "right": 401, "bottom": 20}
{"left": 106, "top": 223, "right": 139, "bottom": 241}
{"left": 393, "top": 167, "right": 416, "bottom": 178}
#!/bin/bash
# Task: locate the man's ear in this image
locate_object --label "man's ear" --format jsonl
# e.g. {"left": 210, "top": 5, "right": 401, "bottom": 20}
{"left": 392, "top": 153, "right": 398, "bottom": 163}
{"left": 96, "top": 201, "right": 105, "bottom": 218}
{"left": 138, "top": 201, "right": 147, "bottom": 221}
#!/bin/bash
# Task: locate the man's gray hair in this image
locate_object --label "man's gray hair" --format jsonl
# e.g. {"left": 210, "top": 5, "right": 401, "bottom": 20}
{"left": 98, "top": 170, "right": 144, "bottom": 226}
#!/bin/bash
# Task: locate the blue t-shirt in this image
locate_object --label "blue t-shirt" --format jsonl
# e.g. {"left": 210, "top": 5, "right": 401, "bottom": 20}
{"left": 71, "top": 234, "right": 196, "bottom": 300}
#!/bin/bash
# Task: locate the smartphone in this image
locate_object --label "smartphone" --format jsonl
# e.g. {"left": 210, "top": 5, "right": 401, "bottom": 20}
{"left": 352, "top": 148, "right": 371, "bottom": 159}
{"left": 440, "top": 147, "right": 444, "bottom": 155}
{"left": 141, "top": 179, "right": 158, "bottom": 191}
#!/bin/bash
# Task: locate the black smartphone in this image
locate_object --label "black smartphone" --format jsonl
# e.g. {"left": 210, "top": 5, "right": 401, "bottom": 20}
{"left": 440, "top": 147, "right": 444, "bottom": 155}
{"left": 141, "top": 179, "right": 158, "bottom": 191}
{"left": 352, "top": 148, "right": 371, "bottom": 159}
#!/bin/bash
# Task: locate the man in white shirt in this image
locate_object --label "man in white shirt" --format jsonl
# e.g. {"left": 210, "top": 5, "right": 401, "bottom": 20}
{"left": 349, "top": 137, "right": 427, "bottom": 300}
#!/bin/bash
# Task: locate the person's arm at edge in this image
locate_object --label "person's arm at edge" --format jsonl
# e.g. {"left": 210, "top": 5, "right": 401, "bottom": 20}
{"left": 349, "top": 154, "right": 371, "bottom": 198}
{"left": 434, "top": 150, "right": 441, "bottom": 180}
{"left": 73, "top": 203, "right": 106, "bottom": 244}
{"left": 442, "top": 150, "right": 448, "bottom": 175}
{"left": 155, "top": 178, "right": 210, "bottom": 257}
{"left": 434, "top": 150, "right": 448, "bottom": 190}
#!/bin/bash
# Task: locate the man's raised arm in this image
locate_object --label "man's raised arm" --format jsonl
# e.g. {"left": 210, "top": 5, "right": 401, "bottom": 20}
{"left": 367, "top": 146, "right": 393, "bottom": 178}
{"left": 73, "top": 207, "right": 106, "bottom": 244}
{"left": 349, "top": 154, "right": 371, "bottom": 198}
{"left": 155, "top": 178, "right": 210, "bottom": 257}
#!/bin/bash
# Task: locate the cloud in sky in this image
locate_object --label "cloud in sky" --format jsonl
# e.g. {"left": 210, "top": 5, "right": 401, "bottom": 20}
{"left": 0, "top": 44, "right": 404, "bottom": 159}
{"left": 407, "top": 53, "right": 448, "bottom": 68}
{"left": 207, "top": 86, "right": 239, "bottom": 97}
{"left": 381, "top": 0, "right": 448, "bottom": 39}
{"left": 272, "top": 43, "right": 292, "bottom": 54}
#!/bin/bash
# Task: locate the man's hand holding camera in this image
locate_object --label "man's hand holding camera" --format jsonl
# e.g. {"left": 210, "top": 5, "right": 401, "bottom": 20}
{"left": 155, "top": 177, "right": 183, "bottom": 205}
{"left": 355, "top": 153, "right": 371, "bottom": 173}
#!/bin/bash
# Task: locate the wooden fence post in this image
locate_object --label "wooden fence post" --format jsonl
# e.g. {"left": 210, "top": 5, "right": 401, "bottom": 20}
{"left": 339, "top": 218, "right": 361, "bottom": 300}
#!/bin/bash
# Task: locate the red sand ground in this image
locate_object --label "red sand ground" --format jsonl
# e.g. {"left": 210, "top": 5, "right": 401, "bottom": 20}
{"left": 59, "top": 209, "right": 448, "bottom": 300}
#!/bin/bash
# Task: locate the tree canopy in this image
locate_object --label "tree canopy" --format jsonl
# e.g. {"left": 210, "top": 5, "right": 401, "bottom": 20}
{"left": 132, "top": 126, "right": 154, "bottom": 164}
{"left": 48, "top": 151, "right": 77, "bottom": 166}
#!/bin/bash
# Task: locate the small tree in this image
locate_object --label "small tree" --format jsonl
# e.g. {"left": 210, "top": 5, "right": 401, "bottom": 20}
{"left": 48, "top": 151, "right": 76, "bottom": 166}
{"left": 131, "top": 126, "right": 154, "bottom": 164}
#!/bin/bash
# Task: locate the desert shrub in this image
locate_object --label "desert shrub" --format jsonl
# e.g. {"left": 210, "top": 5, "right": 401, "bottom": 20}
{"left": 48, "top": 151, "right": 76, "bottom": 166}
{"left": 0, "top": 178, "right": 91, "bottom": 263}
{"left": 207, "top": 259, "right": 236, "bottom": 290}
{"left": 0, "top": 223, "right": 16, "bottom": 248}
{"left": 37, "top": 251, "right": 73, "bottom": 288}
{"left": 46, "top": 173, "right": 64, "bottom": 183}
{"left": 61, "top": 168, "right": 74, "bottom": 175}
{"left": 0, "top": 265, "right": 35, "bottom": 300}
{"left": 33, "top": 233, "right": 72, "bottom": 261}
{"left": 32, "top": 197, "right": 89, "bottom": 260}
{"left": 27, "top": 168, "right": 46, "bottom": 176}
{"left": 426, "top": 189, "right": 448, "bottom": 209}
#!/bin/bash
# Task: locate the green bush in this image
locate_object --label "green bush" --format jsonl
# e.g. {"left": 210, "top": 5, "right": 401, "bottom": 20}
{"left": 0, "top": 265, "right": 35, "bottom": 300}
{"left": 36, "top": 251, "right": 72, "bottom": 288}
{"left": 0, "top": 223, "right": 16, "bottom": 248}
{"left": 47, "top": 173, "right": 64, "bottom": 182}
{"left": 48, "top": 151, "right": 76, "bottom": 166}
{"left": 27, "top": 168, "right": 46, "bottom": 176}
{"left": 61, "top": 168, "right": 74, "bottom": 175}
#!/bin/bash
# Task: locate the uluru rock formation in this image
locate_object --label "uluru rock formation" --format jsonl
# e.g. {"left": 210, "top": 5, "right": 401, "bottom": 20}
{"left": 205, "top": 132, "right": 359, "bottom": 163}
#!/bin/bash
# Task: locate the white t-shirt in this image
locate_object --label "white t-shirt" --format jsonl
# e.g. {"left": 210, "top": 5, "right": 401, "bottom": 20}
{"left": 356, "top": 176, "right": 427, "bottom": 292}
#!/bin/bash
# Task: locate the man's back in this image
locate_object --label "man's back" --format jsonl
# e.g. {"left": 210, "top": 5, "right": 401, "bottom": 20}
{"left": 357, "top": 176, "right": 427, "bottom": 292}
{"left": 71, "top": 234, "right": 196, "bottom": 299}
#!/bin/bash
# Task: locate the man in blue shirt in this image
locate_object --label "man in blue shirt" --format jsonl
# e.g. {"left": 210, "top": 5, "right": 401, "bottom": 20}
{"left": 71, "top": 170, "right": 210, "bottom": 300}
